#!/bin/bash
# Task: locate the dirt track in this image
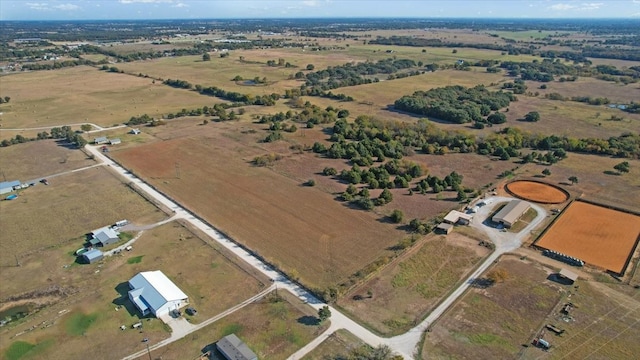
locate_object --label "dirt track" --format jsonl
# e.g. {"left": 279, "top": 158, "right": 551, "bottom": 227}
{"left": 506, "top": 180, "right": 569, "bottom": 204}
{"left": 535, "top": 201, "right": 640, "bottom": 274}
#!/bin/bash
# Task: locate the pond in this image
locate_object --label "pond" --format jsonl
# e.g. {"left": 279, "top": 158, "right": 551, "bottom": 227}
{"left": 0, "top": 304, "right": 31, "bottom": 325}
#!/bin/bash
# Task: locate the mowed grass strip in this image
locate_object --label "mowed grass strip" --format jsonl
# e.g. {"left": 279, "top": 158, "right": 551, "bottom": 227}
{"left": 0, "top": 165, "right": 166, "bottom": 266}
{"left": 421, "top": 257, "right": 562, "bottom": 359}
{"left": 0, "top": 65, "right": 223, "bottom": 129}
{"left": 113, "top": 134, "right": 403, "bottom": 290}
{"left": 338, "top": 234, "right": 488, "bottom": 335}
{"left": 0, "top": 140, "right": 96, "bottom": 180}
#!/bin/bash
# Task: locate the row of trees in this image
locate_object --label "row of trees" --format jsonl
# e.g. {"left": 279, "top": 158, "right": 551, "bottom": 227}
{"left": 1, "top": 126, "right": 86, "bottom": 148}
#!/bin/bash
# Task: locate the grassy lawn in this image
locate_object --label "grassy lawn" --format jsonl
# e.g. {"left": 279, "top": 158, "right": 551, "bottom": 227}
{"left": 147, "top": 291, "right": 328, "bottom": 360}
{"left": 302, "top": 329, "right": 365, "bottom": 360}
{"left": 0, "top": 165, "right": 166, "bottom": 267}
{"left": 508, "top": 208, "right": 538, "bottom": 233}
{"left": 0, "top": 140, "right": 96, "bottom": 180}
{"left": 421, "top": 256, "right": 564, "bottom": 359}
{"left": 0, "top": 220, "right": 265, "bottom": 360}
{"left": 338, "top": 234, "right": 488, "bottom": 335}
{"left": 0, "top": 66, "right": 222, "bottom": 130}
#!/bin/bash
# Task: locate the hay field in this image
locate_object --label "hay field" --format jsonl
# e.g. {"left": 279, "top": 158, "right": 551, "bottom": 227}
{"left": 530, "top": 77, "right": 640, "bottom": 104}
{"left": 113, "top": 133, "right": 403, "bottom": 290}
{"left": 535, "top": 201, "right": 640, "bottom": 274}
{"left": 0, "top": 166, "right": 166, "bottom": 266}
{"left": 337, "top": 69, "right": 505, "bottom": 107}
{"left": 0, "top": 221, "right": 264, "bottom": 360}
{"left": 0, "top": 66, "right": 221, "bottom": 129}
{"left": 112, "top": 54, "right": 305, "bottom": 96}
{"left": 0, "top": 140, "right": 96, "bottom": 180}
{"left": 338, "top": 234, "right": 488, "bottom": 335}
{"left": 302, "top": 329, "right": 364, "bottom": 360}
{"left": 421, "top": 257, "right": 563, "bottom": 359}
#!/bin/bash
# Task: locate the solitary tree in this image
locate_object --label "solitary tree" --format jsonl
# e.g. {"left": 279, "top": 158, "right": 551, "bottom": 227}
{"left": 542, "top": 168, "right": 551, "bottom": 176}
{"left": 568, "top": 176, "right": 579, "bottom": 185}
{"left": 80, "top": 124, "right": 92, "bottom": 132}
{"left": 318, "top": 305, "right": 331, "bottom": 322}
{"left": 306, "top": 64, "right": 315, "bottom": 71}
{"left": 524, "top": 111, "right": 541, "bottom": 122}
{"left": 202, "top": 53, "right": 211, "bottom": 61}
{"left": 390, "top": 209, "right": 404, "bottom": 223}
{"left": 613, "top": 161, "right": 630, "bottom": 174}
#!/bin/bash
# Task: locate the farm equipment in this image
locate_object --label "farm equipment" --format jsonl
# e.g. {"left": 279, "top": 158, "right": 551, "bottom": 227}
{"left": 546, "top": 324, "right": 565, "bottom": 336}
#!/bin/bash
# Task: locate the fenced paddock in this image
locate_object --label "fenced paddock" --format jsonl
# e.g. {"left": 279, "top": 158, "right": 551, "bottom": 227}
{"left": 534, "top": 200, "right": 640, "bottom": 275}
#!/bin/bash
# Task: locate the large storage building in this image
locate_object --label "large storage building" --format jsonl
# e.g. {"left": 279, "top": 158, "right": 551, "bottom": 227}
{"left": 89, "top": 226, "right": 120, "bottom": 247}
{"left": 492, "top": 200, "right": 531, "bottom": 228}
{"left": 128, "top": 271, "right": 188, "bottom": 317}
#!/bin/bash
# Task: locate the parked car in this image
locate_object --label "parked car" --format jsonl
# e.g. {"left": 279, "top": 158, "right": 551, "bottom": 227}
{"left": 185, "top": 307, "right": 197, "bottom": 316}
{"left": 40, "top": 179, "right": 49, "bottom": 185}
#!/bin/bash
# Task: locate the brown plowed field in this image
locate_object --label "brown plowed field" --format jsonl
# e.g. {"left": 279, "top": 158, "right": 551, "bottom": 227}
{"left": 535, "top": 201, "right": 640, "bottom": 274}
{"left": 113, "top": 135, "right": 402, "bottom": 290}
{"left": 506, "top": 180, "right": 569, "bottom": 204}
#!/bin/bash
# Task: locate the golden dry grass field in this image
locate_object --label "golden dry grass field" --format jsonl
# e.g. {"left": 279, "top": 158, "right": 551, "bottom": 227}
{"left": 302, "top": 329, "right": 364, "bottom": 360}
{"left": 421, "top": 256, "right": 564, "bottom": 359}
{"left": 0, "top": 140, "right": 96, "bottom": 180}
{"left": 338, "top": 233, "right": 489, "bottom": 336}
{"left": 0, "top": 66, "right": 223, "bottom": 129}
{"left": 0, "top": 220, "right": 265, "bottom": 360}
{"left": 0, "top": 165, "right": 166, "bottom": 266}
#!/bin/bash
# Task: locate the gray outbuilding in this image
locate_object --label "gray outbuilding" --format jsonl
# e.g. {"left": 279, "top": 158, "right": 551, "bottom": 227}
{"left": 217, "top": 334, "right": 258, "bottom": 360}
{"left": 81, "top": 248, "right": 104, "bottom": 264}
{"left": 492, "top": 200, "right": 531, "bottom": 228}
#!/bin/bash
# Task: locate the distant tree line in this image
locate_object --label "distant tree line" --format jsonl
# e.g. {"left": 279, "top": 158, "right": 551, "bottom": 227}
{"left": 20, "top": 58, "right": 94, "bottom": 71}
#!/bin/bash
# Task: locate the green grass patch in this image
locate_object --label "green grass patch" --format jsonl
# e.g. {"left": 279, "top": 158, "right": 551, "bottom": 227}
{"left": 5, "top": 341, "right": 35, "bottom": 360}
{"left": 65, "top": 312, "right": 98, "bottom": 336}
{"left": 221, "top": 323, "right": 243, "bottom": 336}
{"left": 118, "top": 231, "right": 134, "bottom": 242}
{"left": 469, "top": 333, "right": 509, "bottom": 346}
{"left": 127, "top": 255, "right": 144, "bottom": 264}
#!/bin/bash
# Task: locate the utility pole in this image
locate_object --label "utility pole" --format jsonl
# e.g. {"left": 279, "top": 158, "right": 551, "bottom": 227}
{"left": 15, "top": 255, "right": 21, "bottom": 267}
{"left": 175, "top": 162, "right": 181, "bottom": 179}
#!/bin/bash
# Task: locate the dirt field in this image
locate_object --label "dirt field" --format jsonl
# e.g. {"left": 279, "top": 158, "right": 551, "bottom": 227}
{"left": 421, "top": 256, "right": 563, "bottom": 359}
{"left": 0, "top": 140, "right": 96, "bottom": 180}
{"left": 0, "top": 66, "right": 222, "bottom": 130}
{"left": 535, "top": 201, "right": 640, "bottom": 274}
{"left": 112, "top": 128, "right": 404, "bottom": 291}
{"left": 506, "top": 180, "right": 569, "bottom": 204}
{"left": 147, "top": 291, "right": 327, "bottom": 360}
{"left": 0, "top": 221, "right": 264, "bottom": 360}
{"left": 0, "top": 166, "right": 166, "bottom": 266}
{"left": 338, "top": 233, "right": 489, "bottom": 335}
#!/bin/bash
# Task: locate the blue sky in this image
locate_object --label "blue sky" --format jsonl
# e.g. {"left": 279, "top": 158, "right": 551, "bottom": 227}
{"left": 1, "top": 0, "right": 639, "bottom": 20}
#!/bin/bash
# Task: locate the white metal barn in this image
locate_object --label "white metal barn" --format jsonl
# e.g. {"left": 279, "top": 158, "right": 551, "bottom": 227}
{"left": 492, "top": 200, "right": 531, "bottom": 228}
{"left": 128, "top": 271, "right": 188, "bottom": 317}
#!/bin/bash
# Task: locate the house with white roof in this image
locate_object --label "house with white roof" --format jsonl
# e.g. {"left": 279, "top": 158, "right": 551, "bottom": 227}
{"left": 128, "top": 271, "right": 188, "bottom": 317}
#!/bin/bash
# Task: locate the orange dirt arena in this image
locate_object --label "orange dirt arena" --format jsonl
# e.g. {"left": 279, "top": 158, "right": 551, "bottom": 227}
{"left": 505, "top": 180, "right": 569, "bottom": 204}
{"left": 536, "top": 201, "right": 640, "bottom": 275}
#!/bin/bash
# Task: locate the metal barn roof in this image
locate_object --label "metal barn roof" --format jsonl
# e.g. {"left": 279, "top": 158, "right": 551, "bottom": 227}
{"left": 559, "top": 268, "right": 579, "bottom": 282}
{"left": 492, "top": 200, "right": 530, "bottom": 225}
{"left": 217, "top": 334, "right": 258, "bottom": 360}
{"left": 128, "top": 271, "right": 188, "bottom": 315}
{"left": 0, "top": 180, "right": 21, "bottom": 190}
{"left": 82, "top": 248, "right": 103, "bottom": 262}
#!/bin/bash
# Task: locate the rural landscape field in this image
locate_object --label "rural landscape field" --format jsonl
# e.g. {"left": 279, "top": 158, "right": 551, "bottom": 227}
{"left": 1, "top": 7, "right": 639, "bottom": 360}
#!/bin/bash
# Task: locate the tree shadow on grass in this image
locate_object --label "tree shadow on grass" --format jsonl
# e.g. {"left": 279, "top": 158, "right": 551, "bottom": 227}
{"left": 469, "top": 277, "right": 495, "bottom": 289}
{"left": 297, "top": 315, "right": 320, "bottom": 326}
